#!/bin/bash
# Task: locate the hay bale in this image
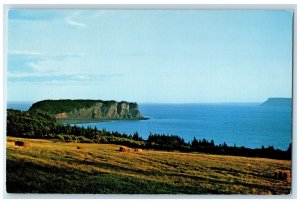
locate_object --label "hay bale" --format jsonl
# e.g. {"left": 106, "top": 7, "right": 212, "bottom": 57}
{"left": 283, "top": 170, "right": 291, "bottom": 183}
{"left": 119, "top": 146, "right": 131, "bottom": 152}
{"left": 282, "top": 172, "right": 287, "bottom": 180}
{"left": 278, "top": 171, "right": 283, "bottom": 179}
{"left": 134, "top": 148, "right": 143, "bottom": 152}
{"left": 287, "top": 172, "right": 291, "bottom": 183}
{"left": 274, "top": 170, "right": 291, "bottom": 182}
{"left": 274, "top": 172, "right": 278, "bottom": 179}
{"left": 15, "top": 141, "right": 29, "bottom": 148}
{"left": 7, "top": 139, "right": 15, "bottom": 143}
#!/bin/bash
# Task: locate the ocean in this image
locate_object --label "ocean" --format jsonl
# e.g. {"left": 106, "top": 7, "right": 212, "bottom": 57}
{"left": 7, "top": 102, "right": 292, "bottom": 150}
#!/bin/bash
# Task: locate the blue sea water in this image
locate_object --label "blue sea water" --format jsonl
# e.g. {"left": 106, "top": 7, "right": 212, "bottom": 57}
{"left": 7, "top": 102, "right": 292, "bottom": 150}
{"left": 7, "top": 101, "right": 33, "bottom": 111}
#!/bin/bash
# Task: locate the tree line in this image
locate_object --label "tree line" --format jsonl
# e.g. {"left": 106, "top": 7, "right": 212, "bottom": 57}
{"left": 7, "top": 109, "right": 291, "bottom": 160}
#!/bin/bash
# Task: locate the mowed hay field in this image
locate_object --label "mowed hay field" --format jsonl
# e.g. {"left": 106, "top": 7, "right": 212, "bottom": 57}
{"left": 6, "top": 136, "right": 291, "bottom": 194}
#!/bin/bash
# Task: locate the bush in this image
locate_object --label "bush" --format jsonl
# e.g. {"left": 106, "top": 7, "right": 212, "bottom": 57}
{"left": 75, "top": 136, "right": 93, "bottom": 143}
{"left": 55, "top": 134, "right": 65, "bottom": 141}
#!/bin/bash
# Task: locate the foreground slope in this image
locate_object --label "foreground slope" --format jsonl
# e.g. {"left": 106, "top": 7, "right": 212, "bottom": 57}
{"left": 6, "top": 137, "right": 291, "bottom": 194}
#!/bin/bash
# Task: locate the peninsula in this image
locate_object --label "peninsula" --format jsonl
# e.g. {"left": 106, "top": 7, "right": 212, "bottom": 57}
{"left": 260, "top": 98, "right": 292, "bottom": 107}
{"left": 29, "top": 99, "right": 145, "bottom": 122}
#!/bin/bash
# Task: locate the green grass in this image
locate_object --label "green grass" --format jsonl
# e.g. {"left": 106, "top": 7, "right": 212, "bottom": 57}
{"left": 6, "top": 137, "right": 291, "bottom": 194}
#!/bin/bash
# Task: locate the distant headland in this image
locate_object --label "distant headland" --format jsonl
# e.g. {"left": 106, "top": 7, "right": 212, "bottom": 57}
{"left": 260, "top": 98, "right": 292, "bottom": 107}
{"left": 29, "top": 99, "right": 145, "bottom": 121}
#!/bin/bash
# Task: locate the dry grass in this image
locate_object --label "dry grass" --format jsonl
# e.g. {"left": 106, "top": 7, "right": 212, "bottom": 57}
{"left": 6, "top": 136, "right": 291, "bottom": 194}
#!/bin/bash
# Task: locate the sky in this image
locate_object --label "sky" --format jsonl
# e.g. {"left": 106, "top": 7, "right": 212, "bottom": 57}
{"left": 7, "top": 10, "right": 293, "bottom": 103}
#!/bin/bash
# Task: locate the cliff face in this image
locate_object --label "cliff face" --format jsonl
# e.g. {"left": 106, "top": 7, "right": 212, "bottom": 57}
{"left": 29, "top": 100, "right": 144, "bottom": 120}
{"left": 62, "top": 101, "right": 142, "bottom": 119}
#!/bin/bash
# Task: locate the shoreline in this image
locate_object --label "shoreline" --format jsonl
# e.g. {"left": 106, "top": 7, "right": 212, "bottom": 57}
{"left": 58, "top": 117, "right": 149, "bottom": 125}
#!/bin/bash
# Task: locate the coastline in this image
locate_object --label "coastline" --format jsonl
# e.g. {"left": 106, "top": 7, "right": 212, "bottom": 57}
{"left": 58, "top": 117, "right": 149, "bottom": 125}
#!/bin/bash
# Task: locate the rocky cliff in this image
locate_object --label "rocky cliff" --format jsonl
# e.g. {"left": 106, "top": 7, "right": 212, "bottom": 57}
{"left": 29, "top": 99, "right": 144, "bottom": 120}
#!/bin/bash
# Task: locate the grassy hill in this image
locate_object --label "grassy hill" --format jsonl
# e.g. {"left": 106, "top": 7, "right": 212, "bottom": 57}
{"left": 6, "top": 137, "right": 291, "bottom": 194}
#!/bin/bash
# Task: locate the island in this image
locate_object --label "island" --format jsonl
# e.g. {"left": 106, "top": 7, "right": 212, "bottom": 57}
{"left": 28, "top": 99, "right": 146, "bottom": 123}
{"left": 260, "top": 98, "right": 292, "bottom": 107}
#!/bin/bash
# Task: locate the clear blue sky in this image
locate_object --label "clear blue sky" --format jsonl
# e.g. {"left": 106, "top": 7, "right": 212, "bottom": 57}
{"left": 7, "top": 10, "right": 293, "bottom": 103}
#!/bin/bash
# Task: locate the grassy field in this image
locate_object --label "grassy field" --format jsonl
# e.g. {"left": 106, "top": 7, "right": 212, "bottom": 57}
{"left": 6, "top": 136, "right": 291, "bottom": 194}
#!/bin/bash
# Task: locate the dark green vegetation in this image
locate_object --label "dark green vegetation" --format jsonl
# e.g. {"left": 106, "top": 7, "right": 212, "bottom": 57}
{"left": 29, "top": 99, "right": 105, "bottom": 114}
{"left": 6, "top": 137, "right": 291, "bottom": 194}
{"left": 7, "top": 109, "right": 58, "bottom": 137}
{"left": 28, "top": 99, "right": 144, "bottom": 120}
{"left": 260, "top": 98, "right": 292, "bottom": 107}
{"left": 7, "top": 109, "right": 291, "bottom": 160}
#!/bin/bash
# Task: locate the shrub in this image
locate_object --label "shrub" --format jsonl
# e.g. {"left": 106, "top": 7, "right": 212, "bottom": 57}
{"left": 75, "top": 136, "right": 93, "bottom": 143}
